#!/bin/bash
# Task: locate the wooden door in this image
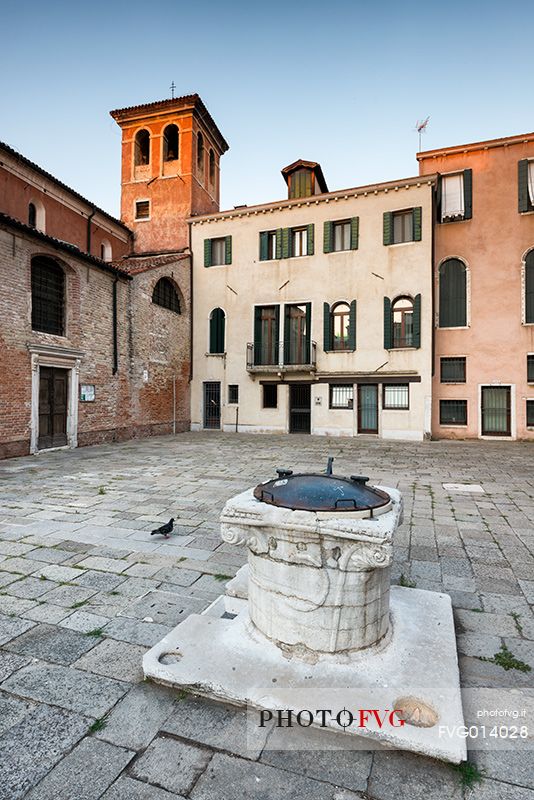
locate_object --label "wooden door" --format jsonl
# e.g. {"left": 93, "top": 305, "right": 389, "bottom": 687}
{"left": 38, "top": 367, "right": 68, "bottom": 450}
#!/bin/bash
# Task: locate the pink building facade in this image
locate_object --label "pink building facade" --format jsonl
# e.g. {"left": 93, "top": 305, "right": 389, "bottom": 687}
{"left": 418, "top": 132, "right": 534, "bottom": 440}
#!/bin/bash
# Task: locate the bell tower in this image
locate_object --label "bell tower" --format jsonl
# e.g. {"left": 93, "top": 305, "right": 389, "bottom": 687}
{"left": 110, "top": 94, "right": 228, "bottom": 254}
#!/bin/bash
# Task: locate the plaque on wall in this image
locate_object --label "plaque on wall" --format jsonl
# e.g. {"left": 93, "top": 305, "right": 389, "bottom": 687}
{"left": 80, "top": 384, "right": 95, "bottom": 402}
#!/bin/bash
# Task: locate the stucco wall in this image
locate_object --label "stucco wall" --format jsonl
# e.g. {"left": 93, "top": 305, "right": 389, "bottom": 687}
{"left": 419, "top": 137, "right": 534, "bottom": 439}
{"left": 190, "top": 180, "right": 434, "bottom": 440}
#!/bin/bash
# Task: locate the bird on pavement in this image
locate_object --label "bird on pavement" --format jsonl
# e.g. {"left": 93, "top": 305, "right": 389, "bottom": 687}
{"left": 150, "top": 518, "right": 175, "bottom": 538}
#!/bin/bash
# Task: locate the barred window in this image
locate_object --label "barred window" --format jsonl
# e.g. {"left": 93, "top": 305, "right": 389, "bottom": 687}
{"left": 527, "top": 400, "right": 534, "bottom": 427}
{"left": 228, "top": 385, "right": 239, "bottom": 404}
{"left": 383, "top": 384, "right": 409, "bottom": 409}
{"left": 31, "top": 256, "right": 65, "bottom": 335}
{"left": 152, "top": 278, "right": 180, "bottom": 314}
{"left": 441, "top": 357, "right": 466, "bottom": 383}
{"left": 329, "top": 384, "right": 353, "bottom": 409}
{"left": 440, "top": 399, "right": 467, "bottom": 425}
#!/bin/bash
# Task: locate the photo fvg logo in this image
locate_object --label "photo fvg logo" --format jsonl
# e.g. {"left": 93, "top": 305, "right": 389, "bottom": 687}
{"left": 259, "top": 708, "right": 406, "bottom": 730}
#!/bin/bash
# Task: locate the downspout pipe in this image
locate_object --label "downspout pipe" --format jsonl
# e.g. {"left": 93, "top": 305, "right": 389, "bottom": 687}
{"left": 112, "top": 278, "right": 118, "bottom": 375}
{"left": 188, "top": 222, "right": 193, "bottom": 383}
{"left": 87, "top": 207, "right": 96, "bottom": 255}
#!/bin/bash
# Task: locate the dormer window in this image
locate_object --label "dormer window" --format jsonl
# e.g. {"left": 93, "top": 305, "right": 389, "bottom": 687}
{"left": 281, "top": 159, "right": 328, "bottom": 200}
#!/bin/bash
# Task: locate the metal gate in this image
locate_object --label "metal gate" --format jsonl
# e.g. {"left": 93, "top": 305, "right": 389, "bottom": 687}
{"left": 289, "top": 384, "right": 311, "bottom": 433}
{"left": 481, "top": 386, "right": 511, "bottom": 436}
{"left": 203, "top": 382, "right": 221, "bottom": 429}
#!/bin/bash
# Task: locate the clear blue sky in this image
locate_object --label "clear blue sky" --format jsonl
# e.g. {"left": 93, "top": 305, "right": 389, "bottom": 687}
{"left": 1, "top": 0, "right": 533, "bottom": 217}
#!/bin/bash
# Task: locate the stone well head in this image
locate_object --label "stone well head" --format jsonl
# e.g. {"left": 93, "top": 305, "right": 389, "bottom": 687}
{"left": 220, "top": 459, "right": 403, "bottom": 657}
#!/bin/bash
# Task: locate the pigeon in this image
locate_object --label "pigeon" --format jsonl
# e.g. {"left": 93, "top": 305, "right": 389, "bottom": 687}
{"left": 150, "top": 518, "right": 174, "bottom": 538}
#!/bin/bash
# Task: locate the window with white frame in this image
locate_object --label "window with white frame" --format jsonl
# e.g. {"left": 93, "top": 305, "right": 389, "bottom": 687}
{"left": 383, "top": 384, "right": 409, "bottom": 409}
{"left": 291, "top": 227, "right": 308, "bottom": 257}
{"left": 333, "top": 221, "right": 351, "bottom": 251}
{"left": 329, "top": 384, "right": 353, "bottom": 409}
{"left": 211, "top": 238, "right": 226, "bottom": 266}
{"left": 441, "top": 173, "right": 465, "bottom": 221}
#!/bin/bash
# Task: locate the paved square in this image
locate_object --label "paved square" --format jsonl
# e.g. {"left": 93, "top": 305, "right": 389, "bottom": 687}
{"left": 0, "top": 432, "right": 533, "bottom": 798}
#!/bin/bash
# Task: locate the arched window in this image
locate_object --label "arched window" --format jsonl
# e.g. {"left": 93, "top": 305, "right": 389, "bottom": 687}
{"left": 100, "top": 240, "right": 112, "bottom": 262}
{"left": 31, "top": 256, "right": 65, "bottom": 335}
{"left": 209, "top": 308, "right": 225, "bottom": 353}
{"left": 391, "top": 296, "right": 414, "bottom": 348}
{"left": 439, "top": 258, "right": 467, "bottom": 327}
{"left": 332, "top": 302, "right": 351, "bottom": 350}
{"left": 28, "top": 203, "right": 36, "bottom": 228}
{"left": 163, "top": 124, "right": 179, "bottom": 161}
{"left": 152, "top": 277, "right": 181, "bottom": 314}
{"left": 526, "top": 250, "right": 534, "bottom": 324}
{"left": 197, "top": 132, "right": 204, "bottom": 173}
{"left": 134, "top": 129, "right": 150, "bottom": 166}
{"left": 209, "top": 149, "right": 215, "bottom": 185}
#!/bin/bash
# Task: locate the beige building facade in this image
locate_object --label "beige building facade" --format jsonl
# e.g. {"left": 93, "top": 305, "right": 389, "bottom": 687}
{"left": 190, "top": 166, "right": 436, "bottom": 440}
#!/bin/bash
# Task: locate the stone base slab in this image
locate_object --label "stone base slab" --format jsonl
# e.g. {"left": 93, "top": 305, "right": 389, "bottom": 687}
{"left": 143, "top": 586, "right": 466, "bottom": 763}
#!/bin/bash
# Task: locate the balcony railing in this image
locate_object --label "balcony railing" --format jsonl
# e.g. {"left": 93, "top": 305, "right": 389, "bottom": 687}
{"left": 246, "top": 341, "right": 317, "bottom": 372}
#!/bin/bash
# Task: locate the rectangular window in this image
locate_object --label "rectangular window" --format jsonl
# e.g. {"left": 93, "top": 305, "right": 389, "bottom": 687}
{"left": 441, "top": 357, "right": 467, "bottom": 383}
{"left": 329, "top": 384, "right": 354, "bottom": 409}
{"left": 266, "top": 231, "right": 276, "bottom": 260}
{"left": 392, "top": 210, "right": 413, "bottom": 244}
{"left": 383, "top": 384, "right": 409, "bottom": 409}
{"left": 262, "top": 384, "right": 278, "bottom": 408}
{"left": 440, "top": 399, "right": 467, "bottom": 425}
{"left": 254, "top": 305, "right": 279, "bottom": 366}
{"left": 333, "top": 221, "right": 351, "bottom": 252}
{"left": 228, "top": 385, "right": 239, "bottom": 404}
{"left": 291, "top": 227, "right": 308, "bottom": 257}
{"left": 528, "top": 354, "right": 534, "bottom": 382}
{"left": 441, "top": 174, "right": 465, "bottom": 221}
{"left": 211, "top": 237, "right": 226, "bottom": 266}
{"left": 527, "top": 400, "right": 534, "bottom": 426}
{"left": 529, "top": 162, "right": 534, "bottom": 207}
{"left": 285, "top": 303, "right": 311, "bottom": 365}
{"left": 135, "top": 200, "right": 150, "bottom": 220}
{"left": 259, "top": 230, "right": 278, "bottom": 261}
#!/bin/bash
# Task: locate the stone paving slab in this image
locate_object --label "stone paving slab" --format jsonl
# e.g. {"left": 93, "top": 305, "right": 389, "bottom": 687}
{"left": 73, "top": 638, "right": 147, "bottom": 682}
{"left": 0, "top": 703, "right": 89, "bottom": 800}
{"left": 130, "top": 735, "right": 212, "bottom": 795}
{"left": 2, "top": 662, "right": 129, "bottom": 717}
{"left": 6, "top": 622, "right": 99, "bottom": 665}
{"left": 95, "top": 681, "right": 178, "bottom": 751}
{"left": 101, "top": 776, "right": 186, "bottom": 800}
{"left": 26, "top": 737, "right": 135, "bottom": 800}
{"left": 0, "top": 613, "right": 35, "bottom": 645}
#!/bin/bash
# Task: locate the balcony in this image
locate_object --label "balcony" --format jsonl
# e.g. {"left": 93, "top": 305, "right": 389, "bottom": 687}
{"left": 246, "top": 341, "right": 317, "bottom": 373}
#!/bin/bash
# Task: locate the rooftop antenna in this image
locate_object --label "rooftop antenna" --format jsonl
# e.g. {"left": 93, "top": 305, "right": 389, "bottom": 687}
{"left": 170, "top": 81, "right": 176, "bottom": 100}
{"left": 415, "top": 116, "right": 430, "bottom": 151}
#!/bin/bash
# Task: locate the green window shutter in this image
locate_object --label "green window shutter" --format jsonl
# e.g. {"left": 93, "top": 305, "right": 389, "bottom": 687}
{"left": 383, "top": 212, "right": 393, "bottom": 246}
{"left": 348, "top": 299, "right": 357, "bottom": 350}
{"left": 225, "top": 235, "right": 232, "bottom": 265}
{"left": 413, "top": 207, "right": 422, "bottom": 241}
{"left": 519, "top": 160, "right": 530, "bottom": 213}
{"left": 463, "top": 169, "right": 473, "bottom": 220}
{"left": 259, "top": 232, "right": 268, "bottom": 261}
{"left": 204, "top": 238, "right": 212, "bottom": 268}
{"left": 273, "top": 305, "right": 280, "bottom": 363}
{"left": 350, "top": 217, "right": 359, "bottom": 250}
{"left": 383, "top": 296, "right": 392, "bottom": 349}
{"left": 307, "top": 224, "right": 314, "bottom": 255}
{"left": 304, "top": 302, "right": 311, "bottom": 363}
{"left": 275, "top": 228, "right": 283, "bottom": 259}
{"left": 439, "top": 259, "right": 467, "bottom": 327}
{"left": 413, "top": 294, "right": 421, "bottom": 348}
{"left": 436, "top": 177, "right": 442, "bottom": 224}
{"left": 323, "top": 302, "right": 332, "bottom": 351}
{"left": 219, "top": 309, "right": 225, "bottom": 351}
{"left": 283, "top": 305, "right": 290, "bottom": 363}
{"left": 253, "top": 306, "right": 262, "bottom": 364}
{"left": 323, "top": 221, "right": 333, "bottom": 253}
{"left": 281, "top": 228, "right": 290, "bottom": 259}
